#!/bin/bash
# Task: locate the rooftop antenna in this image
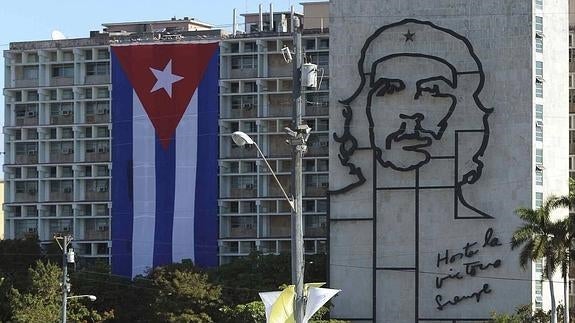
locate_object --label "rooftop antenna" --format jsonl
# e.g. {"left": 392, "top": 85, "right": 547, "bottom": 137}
{"left": 51, "top": 30, "right": 66, "bottom": 40}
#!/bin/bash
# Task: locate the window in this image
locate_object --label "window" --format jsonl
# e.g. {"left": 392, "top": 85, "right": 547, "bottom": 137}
{"left": 535, "top": 192, "right": 543, "bottom": 208}
{"left": 535, "top": 16, "right": 543, "bottom": 33}
{"left": 536, "top": 170, "right": 543, "bottom": 186}
{"left": 61, "top": 89, "right": 74, "bottom": 100}
{"left": 536, "top": 125, "right": 543, "bottom": 142}
{"left": 51, "top": 64, "right": 74, "bottom": 77}
{"left": 96, "top": 87, "right": 109, "bottom": 98}
{"left": 244, "top": 42, "right": 256, "bottom": 53}
{"left": 535, "top": 104, "right": 543, "bottom": 120}
{"left": 536, "top": 148, "right": 543, "bottom": 164}
{"left": 535, "top": 61, "right": 543, "bottom": 78}
{"left": 305, "top": 39, "right": 316, "bottom": 50}
{"left": 231, "top": 55, "right": 257, "bottom": 69}
{"left": 96, "top": 49, "right": 109, "bottom": 60}
{"left": 309, "top": 52, "right": 328, "bottom": 67}
{"left": 86, "top": 62, "right": 109, "bottom": 76}
{"left": 243, "top": 81, "right": 257, "bottom": 93}
{"left": 26, "top": 91, "right": 38, "bottom": 101}
{"left": 84, "top": 49, "right": 93, "bottom": 60}
{"left": 22, "top": 66, "right": 38, "bottom": 80}
{"left": 535, "top": 0, "right": 542, "bottom": 10}
{"left": 570, "top": 34, "right": 574, "bottom": 48}
{"left": 230, "top": 43, "right": 239, "bottom": 53}
{"left": 535, "top": 81, "right": 543, "bottom": 98}
{"left": 319, "top": 38, "right": 329, "bottom": 49}
{"left": 535, "top": 35, "right": 543, "bottom": 53}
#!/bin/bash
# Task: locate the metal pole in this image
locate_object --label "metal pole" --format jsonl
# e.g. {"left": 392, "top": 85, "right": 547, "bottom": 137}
{"left": 61, "top": 235, "right": 68, "bottom": 323}
{"left": 291, "top": 16, "right": 305, "bottom": 323}
{"left": 56, "top": 235, "right": 72, "bottom": 323}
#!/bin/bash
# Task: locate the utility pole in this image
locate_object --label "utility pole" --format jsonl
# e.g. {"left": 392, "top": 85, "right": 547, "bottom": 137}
{"left": 290, "top": 15, "right": 305, "bottom": 323}
{"left": 55, "top": 234, "right": 74, "bottom": 323}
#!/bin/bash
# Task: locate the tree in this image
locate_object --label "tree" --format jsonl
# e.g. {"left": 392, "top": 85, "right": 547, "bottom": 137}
{"left": 491, "top": 304, "right": 549, "bottom": 322}
{"left": 213, "top": 252, "right": 327, "bottom": 306}
{"left": 147, "top": 260, "right": 222, "bottom": 322}
{"left": 512, "top": 198, "right": 564, "bottom": 323}
{"left": 551, "top": 178, "right": 575, "bottom": 323}
{"left": 70, "top": 260, "right": 154, "bottom": 323}
{"left": 8, "top": 260, "right": 113, "bottom": 323}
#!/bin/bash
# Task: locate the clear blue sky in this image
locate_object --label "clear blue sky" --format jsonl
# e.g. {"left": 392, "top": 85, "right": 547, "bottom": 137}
{"left": 0, "top": 0, "right": 307, "bottom": 163}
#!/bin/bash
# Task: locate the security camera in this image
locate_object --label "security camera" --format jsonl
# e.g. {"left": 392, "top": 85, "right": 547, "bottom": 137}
{"left": 281, "top": 46, "right": 293, "bottom": 63}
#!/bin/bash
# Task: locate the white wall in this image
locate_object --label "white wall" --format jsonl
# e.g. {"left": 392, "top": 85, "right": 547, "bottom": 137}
{"left": 328, "top": 0, "right": 568, "bottom": 321}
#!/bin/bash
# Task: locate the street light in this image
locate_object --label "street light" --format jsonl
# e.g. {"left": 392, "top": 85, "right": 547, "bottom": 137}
{"left": 67, "top": 295, "right": 97, "bottom": 302}
{"left": 232, "top": 131, "right": 295, "bottom": 211}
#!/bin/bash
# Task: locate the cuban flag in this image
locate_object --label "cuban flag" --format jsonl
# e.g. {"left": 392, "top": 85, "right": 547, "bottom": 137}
{"left": 111, "top": 43, "right": 219, "bottom": 277}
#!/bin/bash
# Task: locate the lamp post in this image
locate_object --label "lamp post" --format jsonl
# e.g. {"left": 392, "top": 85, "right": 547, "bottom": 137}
{"left": 55, "top": 234, "right": 74, "bottom": 323}
{"left": 231, "top": 130, "right": 307, "bottom": 322}
{"left": 67, "top": 295, "right": 97, "bottom": 302}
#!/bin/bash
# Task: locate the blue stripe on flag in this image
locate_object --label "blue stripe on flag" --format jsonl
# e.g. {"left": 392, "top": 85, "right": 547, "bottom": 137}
{"left": 153, "top": 138, "right": 176, "bottom": 267}
{"left": 111, "top": 51, "right": 134, "bottom": 277}
{"left": 194, "top": 50, "right": 219, "bottom": 267}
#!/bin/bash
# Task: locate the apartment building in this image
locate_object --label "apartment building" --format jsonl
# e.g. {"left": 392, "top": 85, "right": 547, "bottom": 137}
{"left": 3, "top": 18, "right": 219, "bottom": 264}
{"left": 218, "top": 2, "right": 329, "bottom": 264}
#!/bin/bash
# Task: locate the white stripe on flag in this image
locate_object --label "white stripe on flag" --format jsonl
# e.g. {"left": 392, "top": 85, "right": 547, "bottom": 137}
{"left": 132, "top": 92, "right": 156, "bottom": 277}
{"left": 172, "top": 90, "right": 199, "bottom": 263}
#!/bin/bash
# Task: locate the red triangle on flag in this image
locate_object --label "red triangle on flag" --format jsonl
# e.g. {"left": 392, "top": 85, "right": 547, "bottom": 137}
{"left": 112, "top": 43, "right": 218, "bottom": 149}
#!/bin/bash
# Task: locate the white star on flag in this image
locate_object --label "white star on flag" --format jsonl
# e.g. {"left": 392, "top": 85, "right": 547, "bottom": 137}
{"left": 149, "top": 60, "right": 184, "bottom": 98}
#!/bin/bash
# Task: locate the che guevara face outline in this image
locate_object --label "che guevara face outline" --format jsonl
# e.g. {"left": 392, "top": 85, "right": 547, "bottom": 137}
{"left": 366, "top": 54, "right": 458, "bottom": 171}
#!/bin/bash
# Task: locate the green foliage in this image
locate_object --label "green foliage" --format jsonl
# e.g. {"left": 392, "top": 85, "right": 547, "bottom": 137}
{"left": 70, "top": 260, "right": 152, "bottom": 323}
{"left": 213, "top": 252, "right": 327, "bottom": 306}
{"left": 218, "top": 301, "right": 267, "bottom": 323}
{"left": 8, "top": 260, "right": 113, "bottom": 323}
{"left": 491, "top": 304, "right": 551, "bottom": 323}
{"left": 0, "top": 237, "right": 44, "bottom": 289}
{"left": 147, "top": 260, "right": 222, "bottom": 323}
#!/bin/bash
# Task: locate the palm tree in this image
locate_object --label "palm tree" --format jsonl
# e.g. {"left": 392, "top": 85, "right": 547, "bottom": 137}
{"left": 551, "top": 178, "right": 575, "bottom": 323}
{"left": 512, "top": 197, "right": 562, "bottom": 323}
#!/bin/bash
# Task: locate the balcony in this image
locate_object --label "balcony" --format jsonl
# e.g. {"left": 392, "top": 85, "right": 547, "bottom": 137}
{"left": 15, "top": 192, "right": 38, "bottom": 202}
{"left": 15, "top": 153, "right": 38, "bottom": 164}
{"left": 50, "top": 114, "right": 74, "bottom": 125}
{"left": 85, "top": 151, "right": 110, "bottom": 162}
{"left": 228, "top": 187, "right": 257, "bottom": 198}
{"left": 15, "top": 116, "right": 38, "bottom": 126}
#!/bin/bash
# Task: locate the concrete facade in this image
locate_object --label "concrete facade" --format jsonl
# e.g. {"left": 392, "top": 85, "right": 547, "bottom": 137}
{"left": 218, "top": 2, "right": 329, "bottom": 264}
{"left": 2, "top": 19, "right": 223, "bottom": 263}
{"left": 328, "top": 0, "right": 568, "bottom": 321}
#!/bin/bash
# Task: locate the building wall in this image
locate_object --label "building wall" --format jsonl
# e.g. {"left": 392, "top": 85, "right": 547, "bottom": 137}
{"left": 4, "top": 41, "right": 112, "bottom": 260}
{"left": 329, "top": 0, "right": 568, "bottom": 321}
{"left": 302, "top": 2, "right": 329, "bottom": 30}
{"left": 218, "top": 27, "right": 329, "bottom": 263}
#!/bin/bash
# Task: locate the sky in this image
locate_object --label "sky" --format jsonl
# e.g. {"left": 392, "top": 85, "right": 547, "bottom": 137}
{"left": 0, "top": 0, "right": 307, "bottom": 164}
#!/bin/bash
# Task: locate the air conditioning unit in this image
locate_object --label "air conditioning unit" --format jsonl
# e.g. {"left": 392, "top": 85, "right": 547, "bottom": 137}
{"left": 62, "top": 226, "right": 70, "bottom": 232}
{"left": 63, "top": 187, "right": 72, "bottom": 193}
{"left": 26, "top": 111, "right": 36, "bottom": 118}
{"left": 536, "top": 120, "right": 544, "bottom": 127}
{"left": 242, "top": 103, "right": 253, "bottom": 110}
{"left": 97, "top": 147, "right": 108, "bottom": 153}
{"left": 320, "top": 182, "right": 328, "bottom": 188}
{"left": 98, "top": 225, "right": 108, "bottom": 232}
{"left": 61, "top": 110, "right": 71, "bottom": 116}
{"left": 97, "top": 186, "right": 107, "bottom": 192}
{"left": 27, "top": 227, "right": 37, "bottom": 233}
{"left": 536, "top": 164, "right": 545, "bottom": 171}
{"left": 62, "top": 148, "right": 73, "bottom": 154}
